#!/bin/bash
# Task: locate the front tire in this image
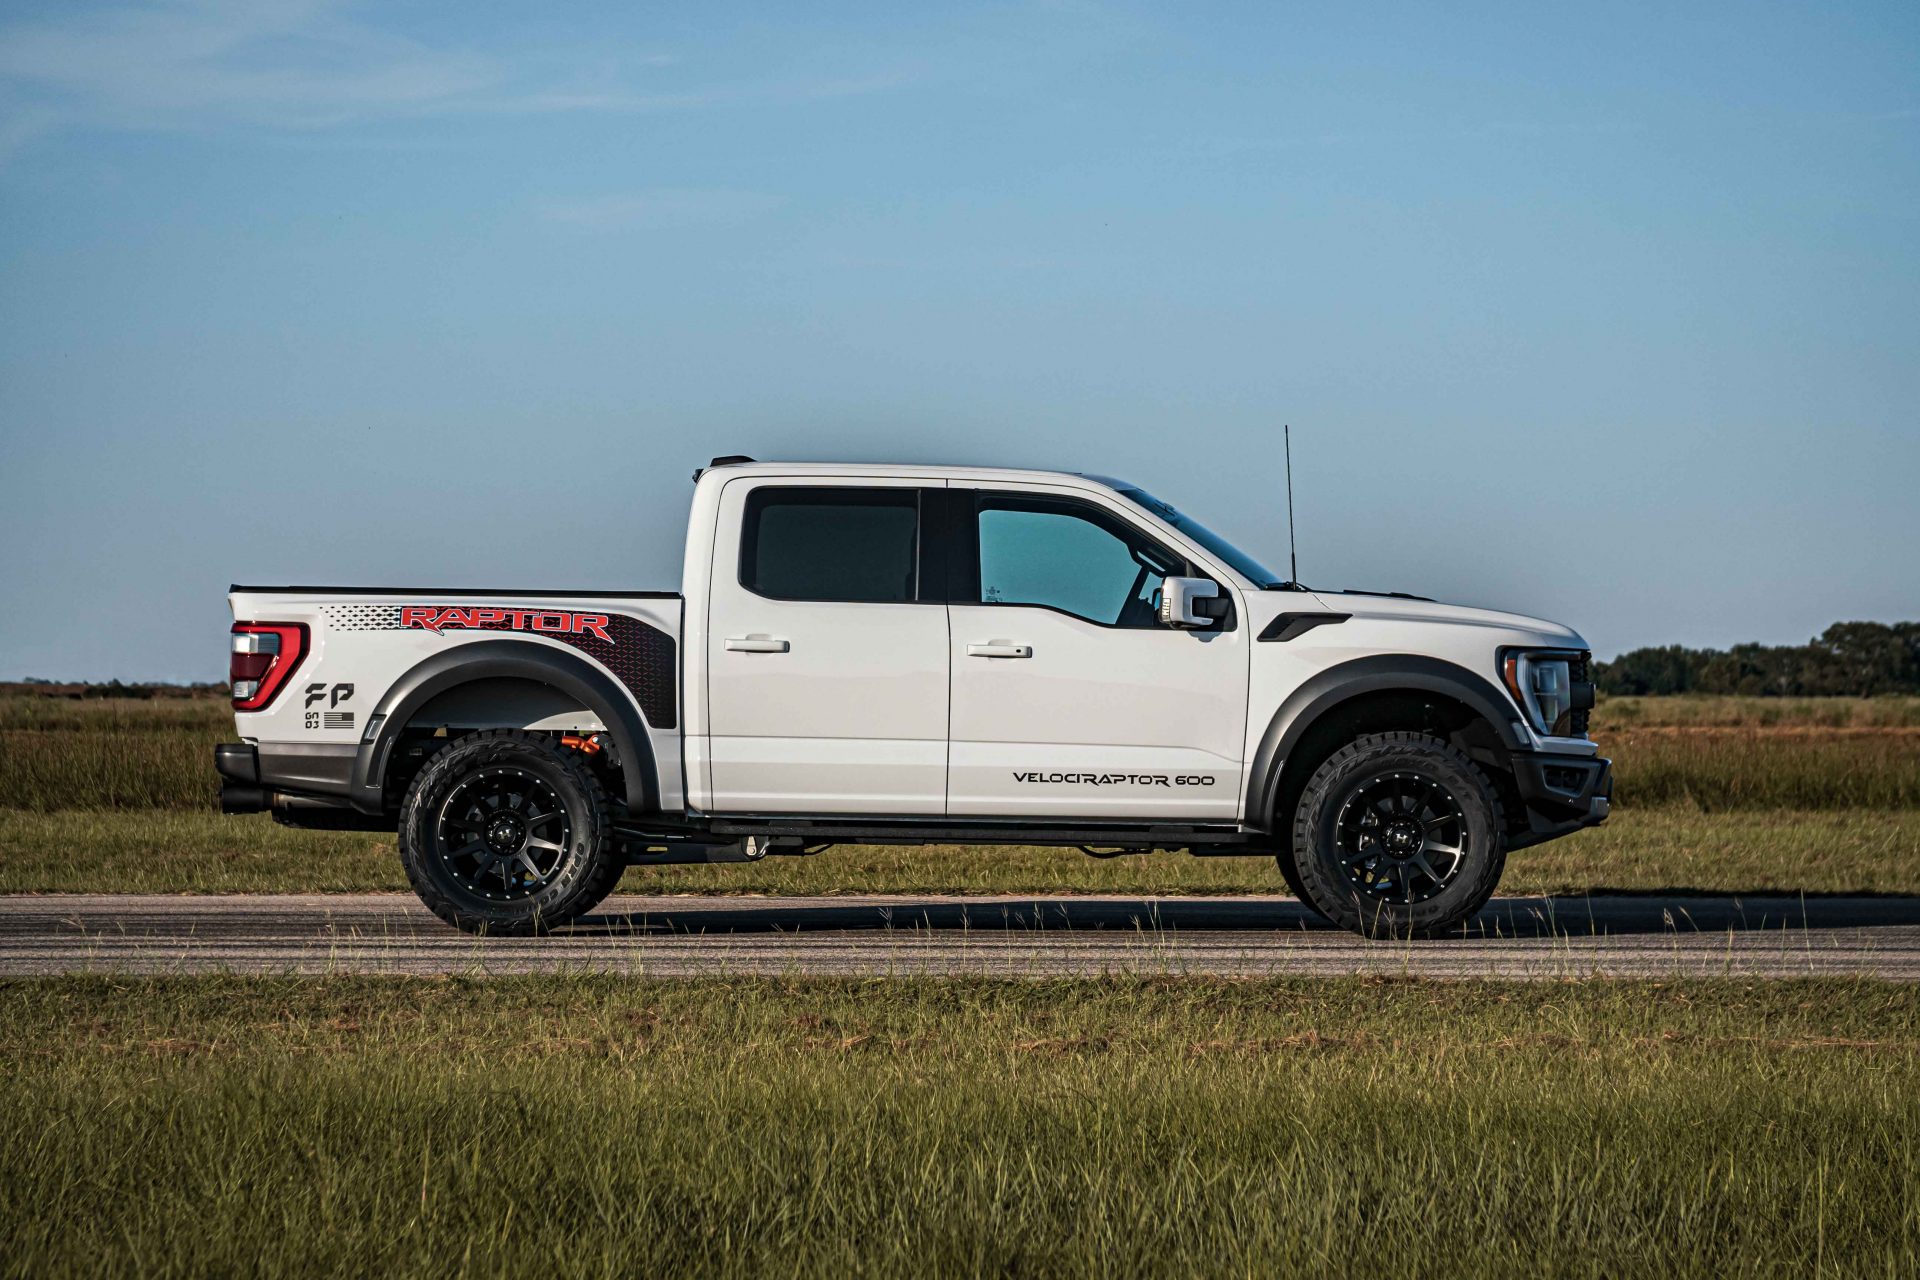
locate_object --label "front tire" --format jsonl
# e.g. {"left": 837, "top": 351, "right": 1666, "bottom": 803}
{"left": 1291, "top": 732, "right": 1506, "bottom": 938}
{"left": 1272, "top": 843, "right": 1327, "bottom": 922}
{"left": 399, "top": 729, "right": 624, "bottom": 935}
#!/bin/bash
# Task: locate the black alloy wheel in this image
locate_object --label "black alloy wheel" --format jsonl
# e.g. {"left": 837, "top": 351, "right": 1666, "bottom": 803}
{"left": 436, "top": 767, "right": 573, "bottom": 902}
{"left": 1332, "top": 769, "right": 1469, "bottom": 906}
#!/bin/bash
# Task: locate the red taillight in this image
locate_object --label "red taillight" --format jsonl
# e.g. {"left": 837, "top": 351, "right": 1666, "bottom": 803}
{"left": 231, "top": 622, "right": 307, "bottom": 711}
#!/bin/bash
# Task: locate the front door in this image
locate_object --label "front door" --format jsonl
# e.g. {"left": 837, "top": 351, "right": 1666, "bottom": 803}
{"left": 705, "top": 479, "right": 950, "bottom": 814}
{"left": 945, "top": 486, "right": 1249, "bottom": 820}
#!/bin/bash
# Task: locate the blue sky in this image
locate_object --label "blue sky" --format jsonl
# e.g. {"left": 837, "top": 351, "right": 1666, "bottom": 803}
{"left": 1, "top": 1, "right": 1915, "bottom": 679}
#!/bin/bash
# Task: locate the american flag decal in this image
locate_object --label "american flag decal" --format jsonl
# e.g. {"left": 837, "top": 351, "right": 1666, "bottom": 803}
{"left": 324, "top": 711, "right": 354, "bottom": 730}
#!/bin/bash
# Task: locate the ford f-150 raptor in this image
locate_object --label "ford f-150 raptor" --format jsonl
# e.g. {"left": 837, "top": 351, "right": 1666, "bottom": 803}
{"left": 216, "top": 457, "right": 1609, "bottom": 938}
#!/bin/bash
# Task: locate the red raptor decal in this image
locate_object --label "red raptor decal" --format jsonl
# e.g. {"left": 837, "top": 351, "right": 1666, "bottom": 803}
{"left": 400, "top": 606, "right": 613, "bottom": 644}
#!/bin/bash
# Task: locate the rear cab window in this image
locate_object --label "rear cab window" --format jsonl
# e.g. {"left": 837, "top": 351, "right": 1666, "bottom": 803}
{"left": 739, "top": 487, "right": 921, "bottom": 603}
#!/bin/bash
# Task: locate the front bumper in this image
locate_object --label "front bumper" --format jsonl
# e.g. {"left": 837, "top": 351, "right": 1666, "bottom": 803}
{"left": 1508, "top": 750, "right": 1611, "bottom": 850}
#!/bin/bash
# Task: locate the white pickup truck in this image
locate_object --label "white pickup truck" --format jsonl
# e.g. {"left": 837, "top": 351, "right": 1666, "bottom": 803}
{"left": 217, "top": 457, "right": 1609, "bottom": 938}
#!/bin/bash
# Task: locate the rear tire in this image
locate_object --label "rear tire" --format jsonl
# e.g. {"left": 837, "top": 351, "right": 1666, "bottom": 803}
{"left": 1291, "top": 731, "right": 1506, "bottom": 939}
{"left": 399, "top": 729, "right": 624, "bottom": 935}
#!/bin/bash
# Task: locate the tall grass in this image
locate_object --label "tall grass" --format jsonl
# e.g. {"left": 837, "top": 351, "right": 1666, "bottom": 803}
{"left": 0, "top": 693, "right": 225, "bottom": 809}
{"left": 3, "top": 976, "right": 1915, "bottom": 1279}
{"left": 5, "top": 693, "right": 1920, "bottom": 813}
{"left": 0, "top": 725, "right": 214, "bottom": 810}
{"left": 1596, "top": 694, "right": 1920, "bottom": 729}
{"left": 2, "top": 690, "right": 1917, "bottom": 898}
{"left": 5, "top": 806, "right": 1919, "bottom": 896}
{"left": 1606, "top": 727, "right": 1920, "bottom": 809}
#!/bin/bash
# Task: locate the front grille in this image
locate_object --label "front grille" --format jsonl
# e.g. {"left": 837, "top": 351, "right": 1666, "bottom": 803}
{"left": 1564, "top": 651, "right": 1593, "bottom": 737}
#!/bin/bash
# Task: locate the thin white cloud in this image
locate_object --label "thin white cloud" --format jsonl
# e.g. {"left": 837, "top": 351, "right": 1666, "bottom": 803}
{"left": 0, "top": 1, "right": 906, "bottom": 155}
{"left": 442, "top": 69, "right": 919, "bottom": 118}
{"left": 0, "top": 0, "right": 500, "bottom": 129}
{"left": 538, "top": 188, "right": 786, "bottom": 231}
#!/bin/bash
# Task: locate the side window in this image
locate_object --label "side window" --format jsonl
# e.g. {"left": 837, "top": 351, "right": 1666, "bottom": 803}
{"left": 973, "top": 495, "right": 1185, "bottom": 628}
{"left": 740, "top": 488, "right": 919, "bottom": 602}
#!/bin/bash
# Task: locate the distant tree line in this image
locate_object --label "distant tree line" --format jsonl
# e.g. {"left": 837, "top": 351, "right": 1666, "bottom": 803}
{"left": 1596, "top": 622, "right": 1920, "bottom": 697}
{"left": 7, "top": 678, "right": 225, "bottom": 699}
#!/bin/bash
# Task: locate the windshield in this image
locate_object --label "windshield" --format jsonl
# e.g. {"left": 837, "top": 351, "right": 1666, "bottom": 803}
{"left": 1114, "top": 487, "right": 1290, "bottom": 588}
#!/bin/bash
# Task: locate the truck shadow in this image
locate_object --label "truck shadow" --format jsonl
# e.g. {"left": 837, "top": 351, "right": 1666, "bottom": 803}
{"left": 573, "top": 894, "right": 1920, "bottom": 940}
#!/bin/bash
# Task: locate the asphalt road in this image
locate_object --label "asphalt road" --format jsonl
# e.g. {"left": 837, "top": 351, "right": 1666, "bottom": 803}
{"left": 3, "top": 892, "right": 1918, "bottom": 978}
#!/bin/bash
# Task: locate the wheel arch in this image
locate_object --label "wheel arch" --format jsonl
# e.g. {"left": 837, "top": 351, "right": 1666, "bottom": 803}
{"left": 349, "top": 639, "right": 658, "bottom": 815}
{"left": 1246, "top": 655, "right": 1529, "bottom": 835}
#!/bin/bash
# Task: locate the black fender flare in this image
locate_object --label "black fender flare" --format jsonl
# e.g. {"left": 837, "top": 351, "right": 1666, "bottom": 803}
{"left": 349, "top": 639, "right": 658, "bottom": 815}
{"left": 1244, "top": 654, "right": 1529, "bottom": 831}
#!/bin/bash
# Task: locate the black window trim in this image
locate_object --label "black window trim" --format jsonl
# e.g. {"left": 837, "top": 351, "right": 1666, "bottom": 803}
{"left": 737, "top": 484, "right": 931, "bottom": 606}
{"left": 730, "top": 482, "right": 1237, "bottom": 628}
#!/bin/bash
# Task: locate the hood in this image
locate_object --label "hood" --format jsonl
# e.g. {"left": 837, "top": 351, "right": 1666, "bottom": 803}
{"left": 1302, "top": 590, "right": 1587, "bottom": 650}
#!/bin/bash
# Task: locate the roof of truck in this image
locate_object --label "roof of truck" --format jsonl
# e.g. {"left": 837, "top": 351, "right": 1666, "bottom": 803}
{"left": 695, "top": 458, "right": 1135, "bottom": 488}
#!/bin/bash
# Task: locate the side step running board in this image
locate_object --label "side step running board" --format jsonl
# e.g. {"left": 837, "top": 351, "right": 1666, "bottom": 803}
{"left": 703, "top": 817, "right": 1255, "bottom": 850}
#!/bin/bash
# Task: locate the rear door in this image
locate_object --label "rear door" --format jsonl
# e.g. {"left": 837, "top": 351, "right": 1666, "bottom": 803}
{"left": 943, "top": 485, "right": 1249, "bottom": 820}
{"left": 705, "top": 478, "right": 950, "bottom": 813}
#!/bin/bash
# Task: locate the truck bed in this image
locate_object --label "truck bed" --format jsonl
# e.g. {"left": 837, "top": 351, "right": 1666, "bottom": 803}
{"left": 230, "top": 584, "right": 681, "bottom": 598}
{"left": 228, "top": 584, "right": 687, "bottom": 812}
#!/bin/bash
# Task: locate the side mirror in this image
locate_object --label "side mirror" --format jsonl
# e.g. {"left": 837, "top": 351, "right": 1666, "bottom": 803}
{"left": 1158, "top": 577, "right": 1220, "bottom": 629}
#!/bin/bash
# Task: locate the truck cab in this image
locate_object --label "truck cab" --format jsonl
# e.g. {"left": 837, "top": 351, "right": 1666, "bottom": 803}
{"left": 217, "top": 458, "right": 1609, "bottom": 938}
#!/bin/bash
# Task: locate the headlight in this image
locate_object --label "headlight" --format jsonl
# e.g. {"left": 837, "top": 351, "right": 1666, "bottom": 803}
{"left": 1501, "top": 649, "right": 1589, "bottom": 738}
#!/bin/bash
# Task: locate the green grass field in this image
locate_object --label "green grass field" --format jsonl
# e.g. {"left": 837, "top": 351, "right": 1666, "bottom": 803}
{"left": 3, "top": 975, "right": 1916, "bottom": 1278}
{"left": 5, "top": 696, "right": 1916, "bottom": 1277}
{"left": 5, "top": 805, "right": 1919, "bottom": 896}
{"left": 8, "top": 692, "right": 1920, "bottom": 814}
{"left": 2, "top": 692, "right": 1917, "bottom": 895}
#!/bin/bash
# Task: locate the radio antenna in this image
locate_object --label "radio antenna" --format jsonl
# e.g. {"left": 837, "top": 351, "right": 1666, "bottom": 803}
{"left": 1284, "top": 424, "right": 1299, "bottom": 587}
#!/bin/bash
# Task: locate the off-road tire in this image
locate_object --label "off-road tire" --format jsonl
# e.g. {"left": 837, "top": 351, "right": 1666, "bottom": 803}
{"left": 1291, "top": 731, "right": 1507, "bottom": 938}
{"left": 399, "top": 729, "right": 624, "bottom": 935}
{"left": 1272, "top": 844, "right": 1328, "bottom": 922}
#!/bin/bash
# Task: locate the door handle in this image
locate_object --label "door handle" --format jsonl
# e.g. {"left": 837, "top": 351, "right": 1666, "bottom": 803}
{"left": 725, "top": 636, "right": 790, "bottom": 653}
{"left": 966, "top": 643, "right": 1032, "bottom": 659}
